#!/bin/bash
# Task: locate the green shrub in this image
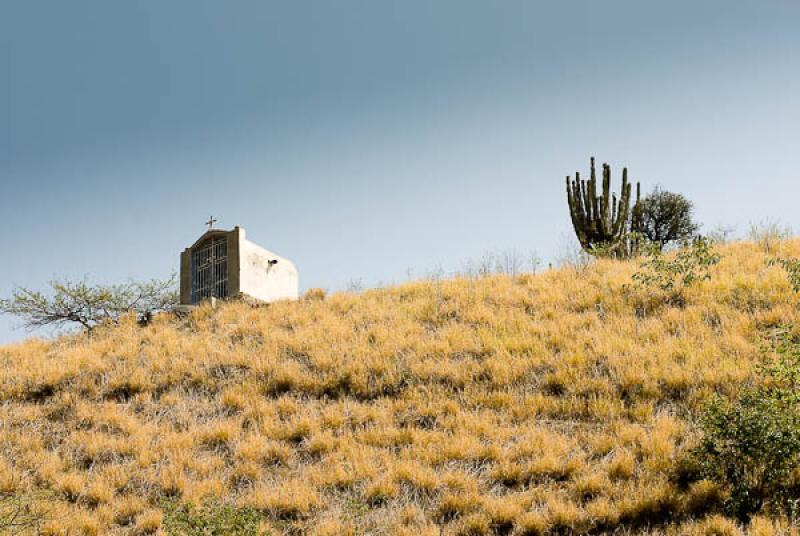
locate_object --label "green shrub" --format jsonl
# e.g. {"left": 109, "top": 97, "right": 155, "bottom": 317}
{"left": 689, "top": 330, "right": 800, "bottom": 521}
{"left": 163, "top": 500, "right": 264, "bottom": 536}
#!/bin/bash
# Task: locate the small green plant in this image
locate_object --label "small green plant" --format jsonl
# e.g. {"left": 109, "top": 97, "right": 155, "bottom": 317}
{"left": 162, "top": 500, "right": 264, "bottom": 536}
{"left": 630, "top": 237, "right": 721, "bottom": 306}
{"left": 768, "top": 257, "right": 800, "bottom": 293}
{"left": 0, "top": 491, "right": 49, "bottom": 534}
{"left": 689, "top": 329, "right": 800, "bottom": 521}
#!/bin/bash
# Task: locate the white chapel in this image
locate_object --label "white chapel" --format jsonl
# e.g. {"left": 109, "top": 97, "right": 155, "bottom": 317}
{"left": 180, "top": 223, "right": 298, "bottom": 305}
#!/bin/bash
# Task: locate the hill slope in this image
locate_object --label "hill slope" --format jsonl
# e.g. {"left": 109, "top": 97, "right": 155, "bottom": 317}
{"left": 2, "top": 241, "right": 799, "bottom": 535}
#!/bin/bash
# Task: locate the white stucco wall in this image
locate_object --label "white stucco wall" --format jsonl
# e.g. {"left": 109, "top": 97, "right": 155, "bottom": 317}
{"left": 238, "top": 237, "right": 299, "bottom": 302}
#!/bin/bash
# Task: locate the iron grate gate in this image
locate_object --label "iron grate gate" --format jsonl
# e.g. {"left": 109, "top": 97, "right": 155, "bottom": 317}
{"left": 191, "top": 237, "right": 228, "bottom": 303}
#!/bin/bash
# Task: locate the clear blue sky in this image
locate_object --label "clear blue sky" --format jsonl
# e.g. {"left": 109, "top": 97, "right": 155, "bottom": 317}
{"left": 1, "top": 1, "right": 799, "bottom": 343}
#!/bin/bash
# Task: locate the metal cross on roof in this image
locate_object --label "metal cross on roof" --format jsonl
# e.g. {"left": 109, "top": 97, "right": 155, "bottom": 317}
{"left": 205, "top": 216, "right": 217, "bottom": 230}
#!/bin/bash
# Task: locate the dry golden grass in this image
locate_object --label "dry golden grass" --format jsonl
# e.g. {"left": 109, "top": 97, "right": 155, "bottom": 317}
{"left": 2, "top": 240, "right": 800, "bottom": 534}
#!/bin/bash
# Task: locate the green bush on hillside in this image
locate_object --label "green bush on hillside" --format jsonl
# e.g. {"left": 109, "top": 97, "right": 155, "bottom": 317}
{"left": 690, "top": 330, "right": 800, "bottom": 521}
{"left": 630, "top": 237, "right": 720, "bottom": 306}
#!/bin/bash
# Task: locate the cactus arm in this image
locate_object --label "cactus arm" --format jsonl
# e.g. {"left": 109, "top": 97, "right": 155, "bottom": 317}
{"left": 612, "top": 194, "right": 618, "bottom": 225}
{"left": 601, "top": 163, "right": 611, "bottom": 235}
{"left": 567, "top": 176, "right": 589, "bottom": 249}
{"left": 573, "top": 178, "right": 586, "bottom": 225}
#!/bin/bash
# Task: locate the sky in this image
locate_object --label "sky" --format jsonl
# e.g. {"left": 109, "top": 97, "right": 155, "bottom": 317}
{"left": 1, "top": 1, "right": 799, "bottom": 343}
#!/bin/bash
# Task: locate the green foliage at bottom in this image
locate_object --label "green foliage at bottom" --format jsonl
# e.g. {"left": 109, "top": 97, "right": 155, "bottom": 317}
{"left": 689, "top": 329, "right": 800, "bottom": 521}
{"left": 162, "top": 500, "right": 264, "bottom": 536}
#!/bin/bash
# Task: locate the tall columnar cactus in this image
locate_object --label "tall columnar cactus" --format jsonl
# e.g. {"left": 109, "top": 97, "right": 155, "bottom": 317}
{"left": 565, "top": 157, "right": 641, "bottom": 258}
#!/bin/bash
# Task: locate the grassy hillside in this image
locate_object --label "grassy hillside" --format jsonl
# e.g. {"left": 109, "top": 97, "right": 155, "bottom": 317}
{"left": 2, "top": 240, "right": 800, "bottom": 535}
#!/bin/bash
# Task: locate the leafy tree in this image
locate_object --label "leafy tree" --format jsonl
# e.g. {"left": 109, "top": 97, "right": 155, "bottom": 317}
{"left": 636, "top": 187, "right": 699, "bottom": 250}
{"left": 0, "top": 275, "right": 178, "bottom": 333}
